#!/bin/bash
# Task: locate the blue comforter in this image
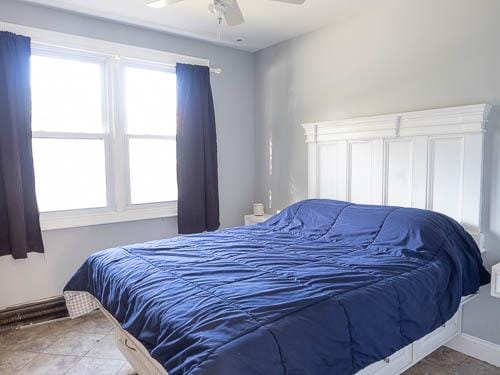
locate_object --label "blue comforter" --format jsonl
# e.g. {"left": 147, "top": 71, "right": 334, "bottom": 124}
{"left": 65, "top": 199, "right": 489, "bottom": 374}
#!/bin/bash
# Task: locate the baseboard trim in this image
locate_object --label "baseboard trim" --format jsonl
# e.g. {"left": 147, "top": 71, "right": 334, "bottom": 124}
{"left": 446, "top": 333, "right": 500, "bottom": 367}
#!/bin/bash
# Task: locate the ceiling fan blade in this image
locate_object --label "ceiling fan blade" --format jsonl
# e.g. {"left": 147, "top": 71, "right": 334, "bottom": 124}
{"left": 146, "top": 0, "right": 184, "bottom": 8}
{"left": 271, "top": 0, "right": 306, "bottom": 4}
{"left": 224, "top": 0, "right": 245, "bottom": 26}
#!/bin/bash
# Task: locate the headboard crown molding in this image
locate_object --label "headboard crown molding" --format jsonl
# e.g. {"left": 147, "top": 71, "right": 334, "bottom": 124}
{"left": 301, "top": 104, "right": 491, "bottom": 251}
{"left": 302, "top": 104, "right": 491, "bottom": 142}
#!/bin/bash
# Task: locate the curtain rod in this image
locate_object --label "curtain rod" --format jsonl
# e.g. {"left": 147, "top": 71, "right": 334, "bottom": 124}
{"left": 0, "top": 22, "right": 223, "bottom": 75}
{"left": 164, "top": 62, "right": 222, "bottom": 75}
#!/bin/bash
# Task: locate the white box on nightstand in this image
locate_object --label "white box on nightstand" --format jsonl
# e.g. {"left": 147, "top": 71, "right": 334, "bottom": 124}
{"left": 244, "top": 214, "right": 272, "bottom": 226}
{"left": 492, "top": 263, "right": 500, "bottom": 298}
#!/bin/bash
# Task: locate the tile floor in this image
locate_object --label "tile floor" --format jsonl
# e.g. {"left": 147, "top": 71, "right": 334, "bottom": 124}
{"left": 0, "top": 311, "right": 499, "bottom": 374}
{"left": 403, "top": 346, "right": 500, "bottom": 375}
{"left": 0, "top": 311, "right": 136, "bottom": 374}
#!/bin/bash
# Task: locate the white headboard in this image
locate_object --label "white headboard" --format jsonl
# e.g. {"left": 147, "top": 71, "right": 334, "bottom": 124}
{"left": 302, "top": 104, "right": 491, "bottom": 249}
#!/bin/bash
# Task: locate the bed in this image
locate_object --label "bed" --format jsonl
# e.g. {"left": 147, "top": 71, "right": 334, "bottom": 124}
{"left": 64, "top": 199, "right": 489, "bottom": 374}
{"left": 64, "top": 104, "right": 492, "bottom": 374}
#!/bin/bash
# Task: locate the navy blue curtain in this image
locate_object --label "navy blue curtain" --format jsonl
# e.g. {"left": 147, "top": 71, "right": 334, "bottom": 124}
{"left": 176, "top": 64, "right": 220, "bottom": 234}
{"left": 0, "top": 31, "right": 44, "bottom": 259}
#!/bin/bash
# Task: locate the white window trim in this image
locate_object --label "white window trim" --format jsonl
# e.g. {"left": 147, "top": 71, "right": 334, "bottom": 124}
{"left": 40, "top": 203, "right": 178, "bottom": 231}
{"left": 118, "top": 59, "right": 178, "bottom": 212}
{"left": 0, "top": 22, "right": 207, "bottom": 231}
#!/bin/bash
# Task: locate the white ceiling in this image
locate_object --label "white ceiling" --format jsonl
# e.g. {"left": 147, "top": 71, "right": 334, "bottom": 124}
{"left": 23, "top": 0, "right": 365, "bottom": 51}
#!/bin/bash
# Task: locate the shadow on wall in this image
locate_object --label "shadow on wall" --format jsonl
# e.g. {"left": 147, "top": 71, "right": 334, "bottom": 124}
{"left": 460, "top": 103, "right": 500, "bottom": 346}
{"left": 483, "top": 105, "right": 500, "bottom": 267}
{"left": 262, "top": 54, "right": 309, "bottom": 214}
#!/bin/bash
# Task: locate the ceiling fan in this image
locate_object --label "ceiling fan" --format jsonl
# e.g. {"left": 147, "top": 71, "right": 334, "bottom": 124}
{"left": 147, "top": 0, "right": 307, "bottom": 27}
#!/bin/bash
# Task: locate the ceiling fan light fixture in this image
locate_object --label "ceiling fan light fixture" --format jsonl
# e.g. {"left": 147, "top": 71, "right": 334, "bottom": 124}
{"left": 207, "top": 2, "right": 216, "bottom": 15}
{"left": 147, "top": 0, "right": 167, "bottom": 9}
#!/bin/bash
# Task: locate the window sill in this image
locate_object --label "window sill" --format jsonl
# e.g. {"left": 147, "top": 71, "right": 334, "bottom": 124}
{"left": 40, "top": 203, "right": 177, "bottom": 231}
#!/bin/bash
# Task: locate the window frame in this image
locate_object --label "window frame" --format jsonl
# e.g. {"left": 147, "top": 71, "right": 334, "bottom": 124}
{"left": 119, "top": 59, "right": 178, "bottom": 209}
{"left": 7, "top": 23, "right": 209, "bottom": 231}
{"left": 31, "top": 46, "right": 117, "bottom": 222}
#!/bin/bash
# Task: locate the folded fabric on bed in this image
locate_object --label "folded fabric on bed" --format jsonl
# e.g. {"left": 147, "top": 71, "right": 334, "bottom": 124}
{"left": 64, "top": 199, "right": 490, "bottom": 375}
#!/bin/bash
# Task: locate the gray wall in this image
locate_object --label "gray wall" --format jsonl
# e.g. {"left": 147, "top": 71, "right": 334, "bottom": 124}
{"left": 1, "top": 0, "right": 500, "bottom": 349}
{"left": 255, "top": 0, "right": 500, "bottom": 344}
{"left": 0, "top": 0, "right": 255, "bottom": 308}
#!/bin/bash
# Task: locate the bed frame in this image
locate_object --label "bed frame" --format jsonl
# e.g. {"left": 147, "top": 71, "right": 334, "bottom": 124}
{"left": 302, "top": 104, "right": 491, "bottom": 374}
{"left": 72, "top": 104, "right": 491, "bottom": 375}
{"left": 64, "top": 291, "right": 168, "bottom": 375}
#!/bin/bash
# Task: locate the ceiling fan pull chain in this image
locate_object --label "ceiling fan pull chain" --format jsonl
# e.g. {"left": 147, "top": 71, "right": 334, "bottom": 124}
{"left": 217, "top": 17, "right": 222, "bottom": 40}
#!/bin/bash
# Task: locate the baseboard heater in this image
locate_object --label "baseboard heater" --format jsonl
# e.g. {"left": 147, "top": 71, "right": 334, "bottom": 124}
{"left": 0, "top": 296, "right": 68, "bottom": 332}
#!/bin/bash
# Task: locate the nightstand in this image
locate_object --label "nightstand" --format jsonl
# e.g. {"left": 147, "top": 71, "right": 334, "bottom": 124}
{"left": 244, "top": 214, "right": 272, "bottom": 226}
{"left": 492, "top": 263, "right": 500, "bottom": 298}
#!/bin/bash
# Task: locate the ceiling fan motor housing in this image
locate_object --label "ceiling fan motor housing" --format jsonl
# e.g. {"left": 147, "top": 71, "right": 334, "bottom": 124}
{"left": 209, "top": 0, "right": 230, "bottom": 17}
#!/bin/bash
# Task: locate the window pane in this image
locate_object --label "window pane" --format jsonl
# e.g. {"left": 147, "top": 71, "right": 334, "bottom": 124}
{"left": 33, "top": 138, "right": 107, "bottom": 212}
{"left": 129, "top": 138, "right": 177, "bottom": 204}
{"left": 31, "top": 54, "right": 104, "bottom": 133}
{"left": 124, "top": 66, "right": 176, "bottom": 136}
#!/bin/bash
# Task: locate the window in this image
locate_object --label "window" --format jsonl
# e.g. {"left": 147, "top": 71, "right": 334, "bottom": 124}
{"left": 31, "top": 54, "right": 108, "bottom": 212}
{"left": 123, "top": 65, "right": 177, "bottom": 205}
{"left": 30, "top": 46, "right": 179, "bottom": 229}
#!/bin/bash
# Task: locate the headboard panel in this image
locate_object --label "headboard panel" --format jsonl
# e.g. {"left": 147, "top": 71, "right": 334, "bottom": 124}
{"left": 302, "top": 104, "right": 491, "bottom": 249}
